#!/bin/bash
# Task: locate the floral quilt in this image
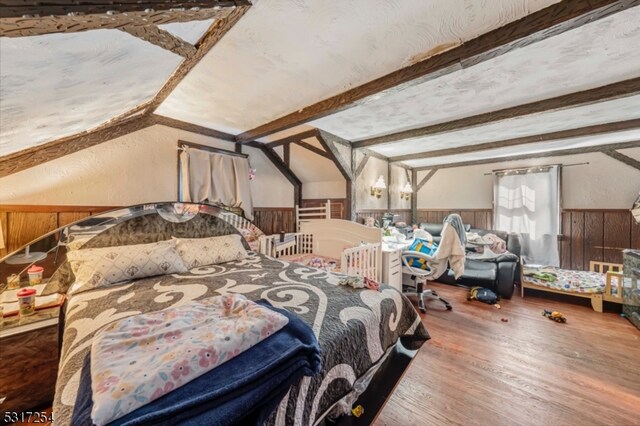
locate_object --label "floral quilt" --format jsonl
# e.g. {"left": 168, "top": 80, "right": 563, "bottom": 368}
{"left": 523, "top": 267, "right": 606, "bottom": 293}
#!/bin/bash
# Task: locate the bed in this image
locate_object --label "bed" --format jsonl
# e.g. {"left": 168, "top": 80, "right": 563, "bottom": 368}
{"left": 521, "top": 261, "right": 624, "bottom": 312}
{"left": 11, "top": 203, "right": 428, "bottom": 425}
{"left": 260, "top": 219, "right": 382, "bottom": 281}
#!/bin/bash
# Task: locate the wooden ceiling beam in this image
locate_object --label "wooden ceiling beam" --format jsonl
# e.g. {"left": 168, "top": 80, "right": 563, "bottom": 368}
{"left": 604, "top": 150, "right": 640, "bottom": 171}
{"left": 144, "top": 4, "right": 250, "bottom": 113}
{"left": 359, "top": 77, "right": 640, "bottom": 149}
{"left": 294, "top": 141, "right": 332, "bottom": 160}
{"left": 416, "top": 169, "right": 438, "bottom": 191}
{"left": 119, "top": 25, "right": 197, "bottom": 58}
{"left": 315, "top": 130, "right": 353, "bottom": 181}
{"left": 412, "top": 141, "right": 640, "bottom": 171}
{"left": 389, "top": 118, "right": 640, "bottom": 162}
{"left": 235, "top": 0, "right": 636, "bottom": 142}
{"left": 0, "top": 114, "right": 155, "bottom": 178}
{"left": 246, "top": 141, "right": 302, "bottom": 206}
{"left": 152, "top": 114, "right": 235, "bottom": 141}
{"left": 0, "top": 1, "right": 250, "bottom": 37}
{"left": 263, "top": 130, "right": 320, "bottom": 148}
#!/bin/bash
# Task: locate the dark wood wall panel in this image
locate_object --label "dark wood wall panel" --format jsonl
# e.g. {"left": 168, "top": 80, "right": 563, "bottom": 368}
{"left": 253, "top": 208, "right": 296, "bottom": 235}
{"left": 416, "top": 209, "right": 493, "bottom": 229}
{"left": 561, "top": 210, "right": 637, "bottom": 270}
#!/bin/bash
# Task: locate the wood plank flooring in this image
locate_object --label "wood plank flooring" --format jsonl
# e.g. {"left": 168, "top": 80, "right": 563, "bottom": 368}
{"left": 375, "top": 283, "right": 640, "bottom": 426}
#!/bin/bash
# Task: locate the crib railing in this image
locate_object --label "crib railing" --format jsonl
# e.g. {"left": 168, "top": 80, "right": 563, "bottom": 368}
{"left": 341, "top": 243, "right": 381, "bottom": 282}
{"left": 259, "top": 233, "right": 314, "bottom": 258}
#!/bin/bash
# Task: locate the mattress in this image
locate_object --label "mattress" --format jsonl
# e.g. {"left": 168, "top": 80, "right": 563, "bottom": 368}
{"left": 53, "top": 252, "right": 428, "bottom": 425}
{"left": 522, "top": 267, "right": 606, "bottom": 294}
{"left": 279, "top": 252, "right": 341, "bottom": 273}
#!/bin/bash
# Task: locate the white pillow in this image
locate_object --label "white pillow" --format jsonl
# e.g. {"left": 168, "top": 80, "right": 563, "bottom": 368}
{"left": 66, "top": 240, "right": 187, "bottom": 294}
{"left": 174, "top": 234, "right": 248, "bottom": 269}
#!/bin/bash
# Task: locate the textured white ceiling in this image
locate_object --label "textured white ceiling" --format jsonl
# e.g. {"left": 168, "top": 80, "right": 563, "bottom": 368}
{"left": 0, "top": 30, "right": 182, "bottom": 156}
{"left": 370, "top": 95, "right": 640, "bottom": 158}
{"left": 312, "top": 6, "right": 640, "bottom": 141}
{"left": 402, "top": 129, "right": 640, "bottom": 168}
{"left": 159, "top": 19, "right": 214, "bottom": 44}
{"left": 156, "top": 0, "right": 558, "bottom": 134}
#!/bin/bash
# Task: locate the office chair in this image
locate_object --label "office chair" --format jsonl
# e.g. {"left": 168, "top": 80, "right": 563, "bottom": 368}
{"left": 401, "top": 250, "right": 452, "bottom": 313}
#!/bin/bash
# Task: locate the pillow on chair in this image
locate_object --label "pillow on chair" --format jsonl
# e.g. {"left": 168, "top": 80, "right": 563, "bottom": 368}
{"left": 406, "top": 238, "right": 438, "bottom": 270}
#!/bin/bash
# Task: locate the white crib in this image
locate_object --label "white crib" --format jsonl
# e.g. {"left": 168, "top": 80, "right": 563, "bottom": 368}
{"left": 259, "top": 219, "right": 382, "bottom": 281}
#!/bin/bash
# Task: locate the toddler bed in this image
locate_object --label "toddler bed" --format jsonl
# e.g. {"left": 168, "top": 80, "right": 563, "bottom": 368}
{"left": 521, "top": 261, "right": 624, "bottom": 312}
{"left": 259, "top": 219, "right": 383, "bottom": 281}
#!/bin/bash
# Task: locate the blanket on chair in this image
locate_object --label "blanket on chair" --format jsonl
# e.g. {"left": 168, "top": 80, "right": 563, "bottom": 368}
{"left": 71, "top": 300, "right": 322, "bottom": 426}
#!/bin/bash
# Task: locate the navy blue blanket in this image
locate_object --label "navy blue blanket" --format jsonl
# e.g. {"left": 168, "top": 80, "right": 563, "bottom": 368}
{"left": 71, "top": 301, "right": 322, "bottom": 426}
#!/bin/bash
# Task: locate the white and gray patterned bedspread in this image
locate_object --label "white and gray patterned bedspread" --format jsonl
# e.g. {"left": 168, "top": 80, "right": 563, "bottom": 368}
{"left": 54, "top": 252, "right": 429, "bottom": 425}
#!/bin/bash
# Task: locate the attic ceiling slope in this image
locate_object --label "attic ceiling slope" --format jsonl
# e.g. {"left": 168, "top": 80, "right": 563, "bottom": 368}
{"left": 156, "top": 0, "right": 560, "bottom": 136}
{"left": 234, "top": 0, "right": 632, "bottom": 142}
{"left": 0, "top": 1, "right": 250, "bottom": 37}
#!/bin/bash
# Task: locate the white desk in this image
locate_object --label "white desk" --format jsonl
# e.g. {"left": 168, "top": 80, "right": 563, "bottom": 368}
{"left": 381, "top": 239, "right": 413, "bottom": 291}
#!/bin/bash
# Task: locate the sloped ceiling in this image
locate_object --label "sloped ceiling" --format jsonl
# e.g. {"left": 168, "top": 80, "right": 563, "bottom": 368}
{"left": 155, "top": 0, "right": 559, "bottom": 134}
{"left": 311, "top": 6, "right": 640, "bottom": 141}
{"left": 0, "top": 30, "right": 182, "bottom": 156}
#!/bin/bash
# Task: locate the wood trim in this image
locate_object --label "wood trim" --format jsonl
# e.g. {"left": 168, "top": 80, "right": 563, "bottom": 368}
{"left": 604, "top": 149, "right": 640, "bottom": 171}
{"left": 413, "top": 140, "right": 640, "bottom": 171}
{"left": 358, "top": 78, "right": 640, "bottom": 148}
{"left": 263, "top": 129, "right": 319, "bottom": 148}
{"left": 158, "top": 116, "right": 235, "bottom": 140}
{"left": 354, "top": 153, "right": 371, "bottom": 178}
{"left": 0, "top": 114, "right": 154, "bottom": 178}
{"left": 1, "top": 2, "right": 249, "bottom": 37}
{"left": 389, "top": 119, "right": 640, "bottom": 162}
{"left": 253, "top": 207, "right": 296, "bottom": 212}
{"left": 411, "top": 169, "right": 418, "bottom": 224}
{"left": 155, "top": 115, "right": 236, "bottom": 140}
{"left": 283, "top": 144, "right": 290, "bottom": 166}
{"left": 251, "top": 143, "right": 302, "bottom": 206}
{"left": 146, "top": 5, "right": 250, "bottom": 113}
{"left": 178, "top": 140, "right": 248, "bottom": 158}
{"left": 235, "top": 0, "right": 633, "bottom": 142}
{"left": 416, "top": 169, "right": 438, "bottom": 191}
{"left": 315, "top": 131, "right": 353, "bottom": 180}
{"left": 294, "top": 141, "right": 332, "bottom": 160}
{"left": 119, "top": 25, "right": 197, "bottom": 58}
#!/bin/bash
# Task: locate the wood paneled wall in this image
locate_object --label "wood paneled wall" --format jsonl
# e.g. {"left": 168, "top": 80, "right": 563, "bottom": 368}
{"left": 253, "top": 207, "right": 296, "bottom": 235}
{"left": 0, "top": 205, "right": 116, "bottom": 257}
{"left": 560, "top": 209, "right": 640, "bottom": 269}
{"left": 416, "top": 209, "right": 493, "bottom": 230}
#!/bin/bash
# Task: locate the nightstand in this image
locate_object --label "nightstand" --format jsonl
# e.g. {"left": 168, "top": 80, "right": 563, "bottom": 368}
{"left": 0, "top": 306, "right": 60, "bottom": 413}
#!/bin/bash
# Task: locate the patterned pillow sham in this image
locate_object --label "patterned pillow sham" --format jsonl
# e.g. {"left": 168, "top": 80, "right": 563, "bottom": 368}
{"left": 239, "top": 224, "right": 265, "bottom": 252}
{"left": 174, "top": 234, "right": 248, "bottom": 269}
{"left": 66, "top": 240, "right": 188, "bottom": 295}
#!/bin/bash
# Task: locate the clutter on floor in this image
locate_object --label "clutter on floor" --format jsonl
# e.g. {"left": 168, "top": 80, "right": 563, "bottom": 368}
{"left": 542, "top": 309, "right": 567, "bottom": 323}
{"left": 467, "top": 286, "right": 499, "bottom": 305}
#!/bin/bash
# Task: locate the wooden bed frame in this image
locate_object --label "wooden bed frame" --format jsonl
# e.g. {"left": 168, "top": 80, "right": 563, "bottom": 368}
{"left": 260, "top": 219, "right": 383, "bottom": 281}
{"left": 520, "top": 260, "right": 624, "bottom": 312}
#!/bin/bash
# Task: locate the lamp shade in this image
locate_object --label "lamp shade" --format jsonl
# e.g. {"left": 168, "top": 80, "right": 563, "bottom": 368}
{"left": 373, "top": 175, "right": 386, "bottom": 190}
{"left": 402, "top": 182, "right": 413, "bottom": 193}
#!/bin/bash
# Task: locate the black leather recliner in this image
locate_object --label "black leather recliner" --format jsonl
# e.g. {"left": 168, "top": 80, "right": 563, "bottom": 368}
{"left": 418, "top": 223, "right": 521, "bottom": 299}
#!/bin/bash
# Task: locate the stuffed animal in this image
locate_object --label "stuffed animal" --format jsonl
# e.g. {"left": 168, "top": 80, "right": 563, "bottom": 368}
{"left": 467, "top": 286, "right": 499, "bottom": 304}
{"left": 542, "top": 309, "right": 567, "bottom": 323}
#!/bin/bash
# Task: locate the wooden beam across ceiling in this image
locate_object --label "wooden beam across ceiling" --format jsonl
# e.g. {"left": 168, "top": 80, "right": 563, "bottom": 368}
{"left": 389, "top": 118, "right": 640, "bottom": 162}
{"left": 263, "top": 130, "right": 319, "bottom": 148}
{"left": 604, "top": 150, "right": 640, "bottom": 171}
{"left": 0, "top": 114, "right": 155, "bottom": 178}
{"left": 294, "top": 141, "right": 332, "bottom": 160}
{"left": 412, "top": 141, "right": 640, "bottom": 171}
{"left": 0, "top": 1, "right": 250, "bottom": 37}
{"left": 152, "top": 114, "right": 235, "bottom": 140}
{"left": 358, "top": 77, "right": 640, "bottom": 149}
{"left": 234, "top": 0, "right": 637, "bottom": 142}
{"left": 119, "top": 25, "right": 197, "bottom": 58}
{"left": 145, "top": 4, "right": 250, "bottom": 113}
{"left": 246, "top": 141, "right": 302, "bottom": 206}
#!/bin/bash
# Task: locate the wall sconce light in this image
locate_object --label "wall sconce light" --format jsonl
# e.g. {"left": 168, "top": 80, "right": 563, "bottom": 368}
{"left": 400, "top": 182, "right": 413, "bottom": 200}
{"left": 370, "top": 175, "right": 386, "bottom": 198}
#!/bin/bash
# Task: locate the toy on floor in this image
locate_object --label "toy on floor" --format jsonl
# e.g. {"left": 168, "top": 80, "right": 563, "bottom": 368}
{"left": 542, "top": 309, "right": 567, "bottom": 323}
{"left": 467, "top": 286, "right": 499, "bottom": 304}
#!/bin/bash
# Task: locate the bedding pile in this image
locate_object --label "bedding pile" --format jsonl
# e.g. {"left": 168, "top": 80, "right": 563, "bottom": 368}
{"left": 71, "top": 295, "right": 322, "bottom": 426}
{"left": 53, "top": 251, "right": 428, "bottom": 425}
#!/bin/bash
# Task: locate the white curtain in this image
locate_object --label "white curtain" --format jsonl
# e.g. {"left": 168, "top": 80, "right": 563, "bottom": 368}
{"left": 179, "top": 147, "right": 254, "bottom": 220}
{"left": 493, "top": 166, "right": 560, "bottom": 266}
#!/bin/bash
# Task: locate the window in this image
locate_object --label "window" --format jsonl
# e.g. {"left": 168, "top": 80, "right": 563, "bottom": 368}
{"left": 493, "top": 165, "right": 560, "bottom": 266}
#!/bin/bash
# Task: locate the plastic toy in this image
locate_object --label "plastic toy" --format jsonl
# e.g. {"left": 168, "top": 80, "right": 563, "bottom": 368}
{"left": 542, "top": 309, "right": 567, "bottom": 323}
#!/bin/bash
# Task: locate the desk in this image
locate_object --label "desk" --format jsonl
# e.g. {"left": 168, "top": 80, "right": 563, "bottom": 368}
{"left": 382, "top": 240, "right": 413, "bottom": 291}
